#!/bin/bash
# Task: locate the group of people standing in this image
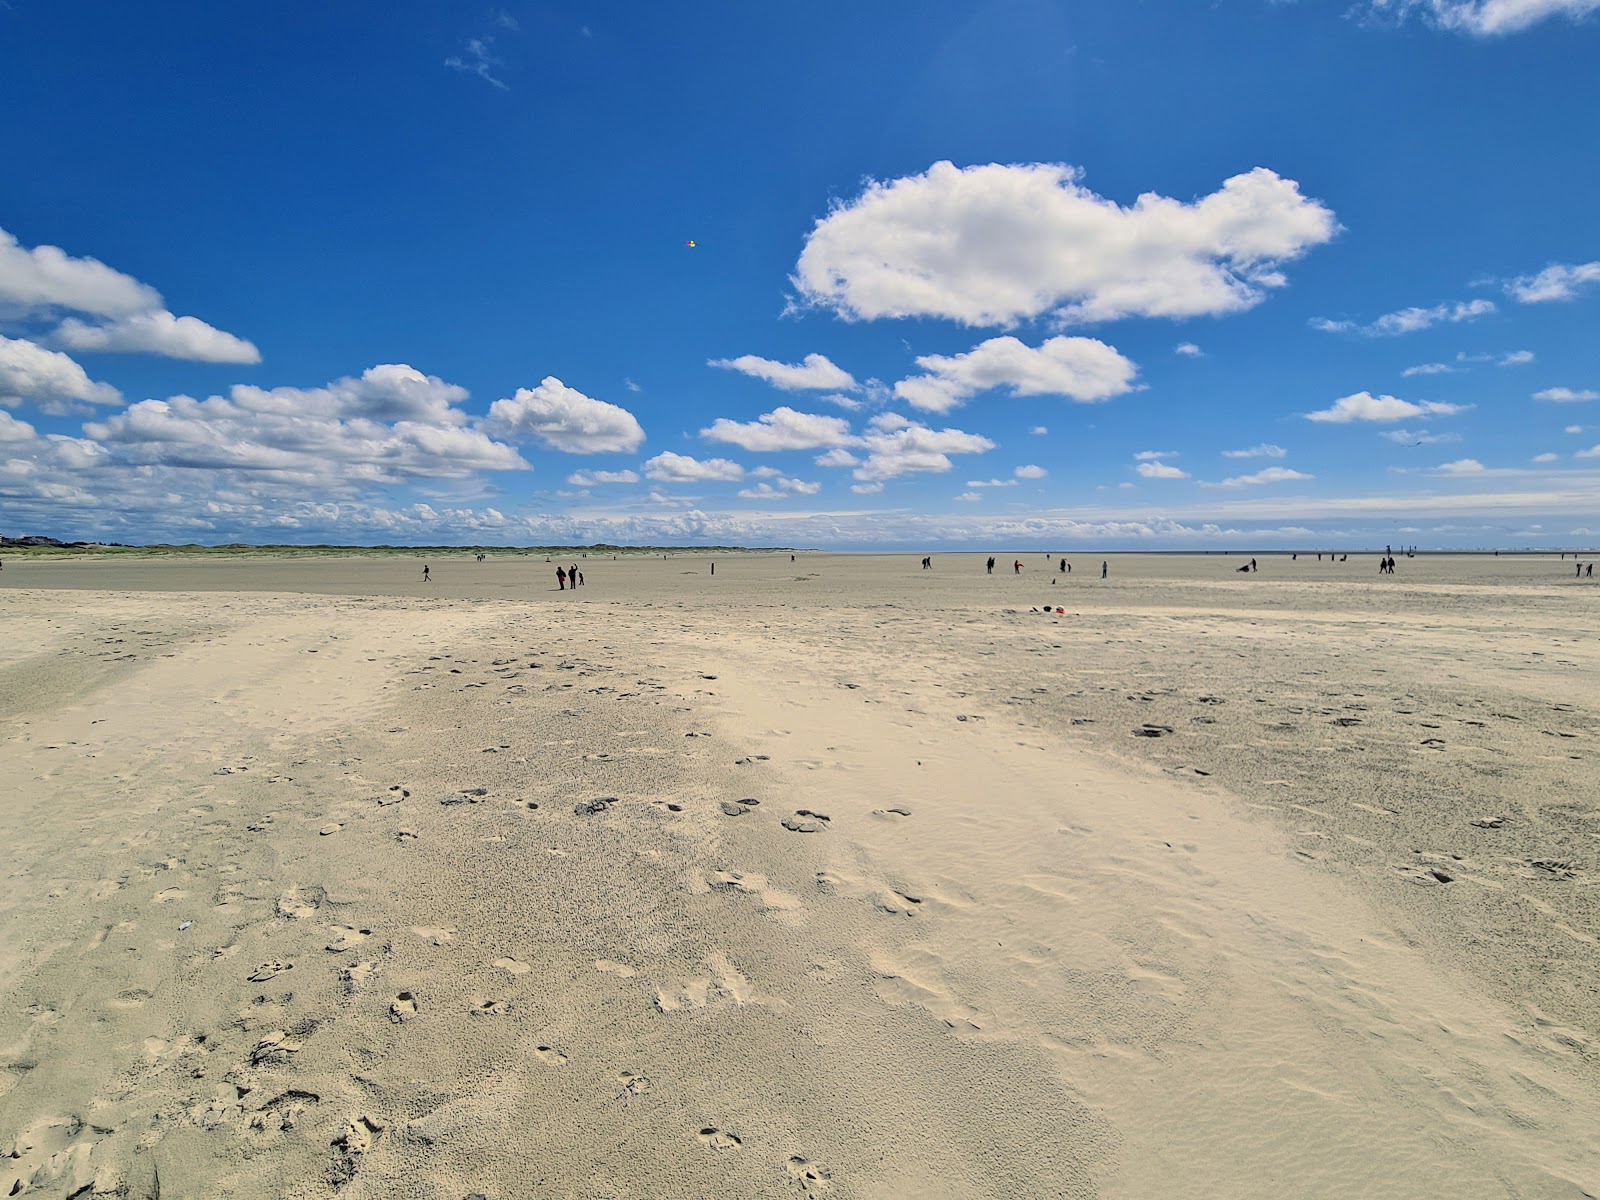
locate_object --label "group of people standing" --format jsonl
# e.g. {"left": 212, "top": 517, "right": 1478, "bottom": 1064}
{"left": 556, "top": 564, "right": 584, "bottom": 590}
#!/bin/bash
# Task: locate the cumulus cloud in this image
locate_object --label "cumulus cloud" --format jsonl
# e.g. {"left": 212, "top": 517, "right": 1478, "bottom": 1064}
{"left": 1534, "top": 387, "right": 1599, "bottom": 403}
{"left": 0, "top": 225, "right": 259, "bottom": 364}
{"left": 1222, "top": 443, "right": 1287, "bottom": 459}
{"left": 1567, "top": 425, "right": 1586, "bottom": 434}
{"left": 643, "top": 452, "right": 744, "bottom": 483}
{"left": 852, "top": 412, "right": 995, "bottom": 481}
{"left": 1305, "top": 391, "right": 1468, "bottom": 423}
{"left": 56, "top": 312, "right": 260, "bottom": 364}
{"left": 1015, "top": 464, "right": 1047, "bottom": 479}
{"left": 0, "top": 335, "right": 122, "bottom": 415}
{"left": 893, "top": 335, "right": 1137, "bottom": 413}
{"left": 1366, "top": 0, "right": 1600, "bottom": 35}
{"left": 709, "top": 353, "right": 857, "bottom": 392}
{"left": 966, "top": 478, "right": 1018, "bottom": 488}
{"left": 700, "top": 406, "right": 857, "bottom": 451}
{"left": 1211, "top": 466, "right": 1314, "bottom": 488}
{"left": 955, "top": 492, "right": 982, "bottom": 503}
{"left": 1434, "top": 458, "right": 1486, "bottom": 474}
{"left": 1137, "top": 461, "right": 1190, "bottom": 479}
{"left": 1578, "top": 444, "right": 1600, "bottom": 459}
{"left": 566, "top": 469, "right": 639, "bottom": 486}
{"left": 793, "top": 161, "right": 1336, "bottom": 327}
{"left": 0, "top": 225, "right": 160, "bottom": 317}
{"left": 737, "top": 477, "right": 822, "bottom": 499}
{"left": 1402, "top": 362, "right": 1459, "bottom": 377}
{"left": 1311, "top": 298, "right": 1495, "bottom": 337}
{"left": 1506, "top": 260, "right": 1600, "bottom": 303}
{"left": 0, "top": 409, "right": 39, "bottom": 443}
{"left": 1500, "top": 350, "right": 1535, "bottom": 366}
{"left": 1175, "top": 342, "right": 1203, "bottom": 357}
{"left": 1532, "top": 452, "right": 1559, "bottom": 463}
{"left": 814, "top": 447, "right": 861, "bottom": 468}
{"left": 486, "top": 377, "right": 644, "bottom": 453}
{"left": 851, "top": 482, "right": 884, "bottom": 494}
{"left": 83, "top": 365, "right": 525, "bottom": 484}
{"left": 1134, "top": 450, "right": 1177, "bottom": 461}
{"left": 1029, "top": 426, "right": 1049, "bottom": 436}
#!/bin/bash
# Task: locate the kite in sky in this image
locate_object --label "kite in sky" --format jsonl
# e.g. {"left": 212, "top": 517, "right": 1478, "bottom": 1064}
{"left": 685, "top": 239, "right": 696, "bottom": 248}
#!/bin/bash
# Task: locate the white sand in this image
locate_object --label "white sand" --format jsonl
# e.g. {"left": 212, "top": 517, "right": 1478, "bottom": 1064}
{"left": 2, "top": 551, "right": 1597, "bottom": 1198}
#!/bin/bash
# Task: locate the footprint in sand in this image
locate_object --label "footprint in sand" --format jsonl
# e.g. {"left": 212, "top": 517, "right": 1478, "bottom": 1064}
{"left": 410, "top": 926, "right": 456, "bottom": 944}
{"left": 377, "top": 786, "right": 409, "bottom": 807}
{"left": 596, "top": 959, "right": 637, "bottom": 978}
{"left": 340, "top": 961, "right": 380, "bottom": 995}
{"left": 330, "top": 1115, "right": 384, "bottom": 1186}
{"left": 697, "top": 1127, "right": 743, "bottom": 1151}
{"left": 533, "top": 1044, "right": 568, "bottom": 1066}
{"left": 389, "top": 992, "right": 418, "bottom": 1022}
{"left": 786, "top": 1156, "right": 833, "bottom": 1191}
{"left": 471, "top": 999, "right": 508, "bottom": 1017}
{"left": 319, "top": 823, "right": 343, "bottom": 836}
{"left": 276, "top": 886, "right": 325, "bottom": 920}
{"left": 325, "top": 926, "right": 372, "bottom": 952}
{"left": 493, "top": 957, "right": 531, "bottom": 975}
{"left": 871, "top": 807, "right": 911, "bottom": 820}
{"left": 782, "top": 810, "right": 830, "bottom": 833}
{"left": 249, "top": 961, "right": 293, "bottom": 982}
{"left": 617, "top": 1070, "right": 654, "bottom": 1098}
{"left": 720, "top": 798, "right": 760, "bottom": 817}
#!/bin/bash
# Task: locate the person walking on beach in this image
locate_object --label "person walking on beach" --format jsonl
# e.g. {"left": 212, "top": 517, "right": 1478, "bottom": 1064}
{"left": 422, "top": 564, "right": 430, "bottom": 583}
{"left": 1059, "top": 558, "right": 1067, "bottom": 573}
{"left": 1250, "top": 558, "right": 1258, "bottom": 572}
{"left": 556, "top": 566, "right": 567, "bottom": 590}
{"left": 1013, "top": 560, "right": 1022, "bottom": 574}
{"left": 1101, "top": 560, "right": 1107, "bottom": 579}
{"left": 987, "top": 557, "right": 995, "bottom": 575}
{"left": 577, "top": 570, "right": 584, "bottom": 587}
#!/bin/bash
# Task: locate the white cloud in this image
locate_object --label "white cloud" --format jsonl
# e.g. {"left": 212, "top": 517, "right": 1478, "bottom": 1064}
{"left": 1507, "top": 260, "right": 1600, "bottom": 302}
{"left": 1134, "top": 450, "right": 1177, "bottom": 460}
{"left": 852, "top": 413, "right": 995, "bottom": 481}
{"left": 0, "top": 335, "right": 121, "bottom": 415}
{"left": 486, "top": 377, "right": 644, "bottom": 453}
{"left": 1401, "top": 362, "right": 1458, "bottom": 377}
{"left": 1212, "top": 466, "right": 1314, "bottom": 488}
{"left": 738, "top": 476, "right": 822, "bottom": 499}
{"left": 1175, "top": 342, "right": 1203, "bottom": 357}
{"left": 80, "top": 364, "right": 526, "bottom": 486}
{"left": 1015, "top": 464, "right": 1047, "bottom": 479}
{"left": 955, "top": 492, "right": 982, "bottom": 503}
{"left": 566, "top": 469, "right": 639, "bottom": 486}
{"left": 1305, "top": 391, "right": 1468, "bottom": 423}
{"left": 1532, "top": 453, "right": 1559, "bottom": 463}
{"left": 1435, "top": 458, "right": 1486, "bottom": 474}
{"left": 1221, "top": 443, "right": 1287, "bottom": 459}
{"left": 1311, "top": 298, "right": 1495, "bottom": 337}
{"left": 966, "top": 478, "right": 1018, "bottom": 488}
{"left": 1578, "top": 444, "right": 1600, "bottom": 459}
{"left": 1566, "top": 424, "right": 1586, "bottom": 434}
{"left": 1534, "top": 387, "right": 1599, "bottom": 403}
{"left": 700, "top": 406, "right": 856, "bottom": 451}
{"left": 624, "top": 377, "right": 641, "bottom": 392}
{"left": 1367, "top": 0, "right": 1600, "bottom": 35}
{"left": 56, "top": 311, "right": 260, "bottom": 364}
{"left": 0, "top": 409, "right": 39, "bottom": 443}
{"left": 814, "top": 447, "right": 861, "bottom": 468}
{"left": 817, "top": 392, "right": 862, "bottom": 411}
{"left": 1137, "top": 461, "right": 1190, "bottom": 479}
{"left": 0, "top": 225, "right": 160, "bottom": 317}
{"left": 793, "top": 161, "right": 1336, "bottom": 327}
{"left": 894, "top": 335, "right": 1137, "bottom": 413}
{"left": 643, "top": 452, "right": 744, "bottom": 483}
{"left": 709, "top": 353, "right": 857, "bottom": 392}
{"left": 0, "top": 225, "right": 259, "bottom": 365}
{"left": 1379, "top": 428, "right": 1462, "bottom": 444}
{"left": 851, "top": 482, "right": 884, "bottom": 494}
{"left": 1029, "top": 426, "right": 1049, "bottom": 436}
{"left": 1499, "top": 350, "right": 1535, "bottom": 366}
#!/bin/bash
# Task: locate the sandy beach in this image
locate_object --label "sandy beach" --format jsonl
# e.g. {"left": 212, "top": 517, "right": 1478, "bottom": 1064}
{"left": 2, "top": 551, "right": 1597, "bottom": 1198}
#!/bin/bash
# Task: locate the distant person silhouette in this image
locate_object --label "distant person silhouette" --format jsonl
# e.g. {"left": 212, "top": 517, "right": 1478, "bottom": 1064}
{"left": 422, "top": 565, "right": 430, "bottom": 583}
{"left": 556, "top": 567, "right": 567, "bottom": 590}
{"left": 1013, "top": 560, "right": 1022, "bottom": 573}
{"left": 987, "top": 556, "right": 995, "bottom": 574}
{"left": 1250, "top": 558, "right": 1257, "bottom": 572}
{"left": 1059, "top": 558, "right": 1066, "bottom": 573}
{"left": 1101, "top": 560, "right": 1107, "bottom": 579}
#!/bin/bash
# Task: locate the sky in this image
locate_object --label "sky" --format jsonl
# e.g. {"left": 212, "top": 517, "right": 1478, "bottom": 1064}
{"left": 2, "top": 0, "right": 1598, "bottom": 550}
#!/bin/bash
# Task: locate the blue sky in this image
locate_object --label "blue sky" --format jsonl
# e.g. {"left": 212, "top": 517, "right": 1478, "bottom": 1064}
{"left": 2, "top": 0, "right": 1598, "bottom": 549}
